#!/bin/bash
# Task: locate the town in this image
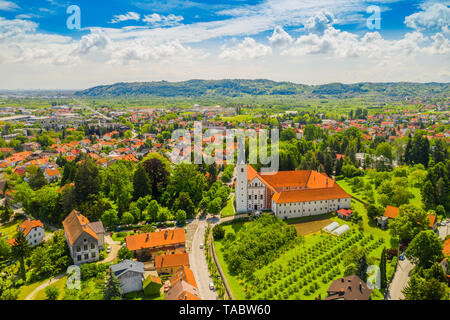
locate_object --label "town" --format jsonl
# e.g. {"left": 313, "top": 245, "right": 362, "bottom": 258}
{"left": 0, "top": 80, "right": 448, "bottom": 301}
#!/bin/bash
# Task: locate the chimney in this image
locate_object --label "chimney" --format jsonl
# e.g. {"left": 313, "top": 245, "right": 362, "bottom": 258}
{"left": 165, "top": 230, "right": 168, "bottom": 239}
{"left": 146, "top": 233, "right": 149, "bottom": 242}
{"left": 359, "top": 284, "right": 363, "bottom": 292}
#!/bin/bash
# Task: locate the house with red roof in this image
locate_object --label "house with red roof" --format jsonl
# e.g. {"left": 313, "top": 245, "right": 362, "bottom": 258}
{"left": 8, "top": 219, "right": 45, "bottom": 247}
{"left": 62, "top": 210, "right": 106, "bottom": 265}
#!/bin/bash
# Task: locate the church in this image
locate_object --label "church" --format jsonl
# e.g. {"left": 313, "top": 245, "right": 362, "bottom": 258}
{"left": 235, "top": 163, "right": 352, "bottom": 219}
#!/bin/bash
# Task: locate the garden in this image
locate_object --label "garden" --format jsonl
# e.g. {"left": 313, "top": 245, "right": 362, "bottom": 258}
{"left": 213, "top": 215, "right": 390, "bottom": 300}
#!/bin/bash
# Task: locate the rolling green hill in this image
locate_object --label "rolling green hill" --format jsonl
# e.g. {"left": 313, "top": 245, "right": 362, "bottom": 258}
{"left": 74, "top": 79, "right": 449, "bottom": 98}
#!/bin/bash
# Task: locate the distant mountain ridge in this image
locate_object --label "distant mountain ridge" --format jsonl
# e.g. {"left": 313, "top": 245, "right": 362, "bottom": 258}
{"left": 74, "top": 79, "right": 450, "bottom": 98}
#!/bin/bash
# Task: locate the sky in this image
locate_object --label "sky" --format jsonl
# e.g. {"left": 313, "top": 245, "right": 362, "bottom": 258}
{"left": 0, "top": 0, "right": 449, "bottom": 89}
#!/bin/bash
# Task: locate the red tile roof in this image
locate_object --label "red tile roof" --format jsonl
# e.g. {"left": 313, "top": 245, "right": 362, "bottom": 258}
{"left": 384, "top": 206, "right": 399, "bottom": 219}
{"left": 62, "top": 210, "right": 98, "bottom": 245}
{"left": 126, "top": 228, "right": 185, "bottom": 251}
{"left": 18, "top": 219, "right": 43, "bottom": 236}
{"left": 155, "top": 252, "right": 190, "bottom": 269}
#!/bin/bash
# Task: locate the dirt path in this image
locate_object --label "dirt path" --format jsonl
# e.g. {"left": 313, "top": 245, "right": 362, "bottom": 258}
{"left": 25, "top": 273, "right": 65, "bottom": 300}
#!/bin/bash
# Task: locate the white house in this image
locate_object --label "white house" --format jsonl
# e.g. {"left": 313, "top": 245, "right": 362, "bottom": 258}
{"left": 17, "top": 219, "right": 45, "bottom": 246}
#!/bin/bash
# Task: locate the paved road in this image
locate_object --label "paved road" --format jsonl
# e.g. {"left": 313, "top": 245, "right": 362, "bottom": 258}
{"left": 25, "top": 273, "right": 65, "bottom": 300}
{"left": 189, "top": 217, "right": 218, "bottom": 300}
{"left": 386, "top": 258, "right": 414, "bottom": 300}
{"left": 73, "top": 98, "right": 112, "bottom": 121}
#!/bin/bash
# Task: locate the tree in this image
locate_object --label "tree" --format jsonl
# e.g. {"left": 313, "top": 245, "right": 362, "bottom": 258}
{"left": 118, "top": 247, "right": 133, "bottom": 260}
{"left": 101, "top": 208, "right": 119, "bottom": 227}
{"left": 142, "top": 153, "right": 171, "bottom": 199}
{"left": 166, "top": 163, "right": 206, "bottom": 206}
{"left": 175, "top": 209, "right": 187, "bottom": 224}
{"left": 74, "top": 157, "right": 100, "bottom": 204}
{"left": 379, "top": 247, "right": 387, "bottom": 289}
{"left": 10, "top": 231, "right": 31, "bottom": 279}
{"left": 45, "top": 286, "right": 59, "bottom": 300}
{"left": 207, "top": 197, "right": 222, "bottom": 215}
{"left": 120, "top": 212, "right": 135, "bottom": 225}
{"left": 157, "top": 207, "right": 171, "bottom": 222}
{"left": 0, "top": 200, "right": 11, "bottom": 222}
{"left": 403, "top": 275, "right": 447, "bottom": 300}
{"left": 172, "top": 192, "right": 195, "bottom": 219}
{"left": 147, "top": 200, "right": 159, "bottom": 222}
{"left": 0, "top": 238, "right": 11, "bottom": 260}
{"left": 27, "top": 165, "right": 47, "bottom": 190}
{"left": 355, "top": 253, "right": 368, "bottom": 282}
{"left": 104, "top": 273, "right": 122, "bottom": 300}
{"left": 405, "top": 230, "right": 444, "bottom": 269}
{"left": 213, "top": 224, "right": 225, "bottom": 240}
{"left": 367, "top": 205, "right": 381, "bottom": 221}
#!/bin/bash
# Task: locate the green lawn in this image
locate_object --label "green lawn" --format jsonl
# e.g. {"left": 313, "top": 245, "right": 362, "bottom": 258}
{"left": 112, "top": 231, "right": 136, "bottom": 243}
{"left": 33, "top": 276, "right": 68, "bottom": 300}
{"left": 0, "top": 218, "right": 24, "bottom": 240}
{"left": 17, "top": 278, "right": 49, "bottom": 300}
{"left": 124, "top": 290, "right": 164, "bottom": 300}
{"left": 221, "top": 195, "right": 235, "bottom": 218}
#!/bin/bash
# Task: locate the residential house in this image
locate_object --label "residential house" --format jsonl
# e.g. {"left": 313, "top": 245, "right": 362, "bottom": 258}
{"left": 126, "top": 228, "right": 186, "bottom": 261}
{"left": 62, "top": 210, "right": 105, "bottom": 265}
{"left": 8, "top": 219, "right": 45, "bottom": 247}
{"left": 337, "top": 209, "right": 353, "bottom": 220}
{"left": 325, "top": 275, "right": 372, "bottom": 300}
{"left": 165, "top": 266, "right": 201, "bottom": 300}
{"left": 110, "top": 259, "right": 145, "bottom": 294}
{"left": 155, "top": 252, "right": 190, "bottom": 274}
{"left": 377, "top": 205, "right": 399, "bottom": 228}
{"left": 44, "top": 168, "right": 60, "bottom": 183}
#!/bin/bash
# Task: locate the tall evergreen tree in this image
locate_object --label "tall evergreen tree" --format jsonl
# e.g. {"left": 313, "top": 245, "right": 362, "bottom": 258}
{"left": 132, "top": 164, "right": 150, "bottom": 200}
{"left": 11, "top": 231, "right": 31, "bottom": 279}
{"left": 356, "top": 253, "right": 368, "bottom": 282}
{"left": 380, "top": 247, "right": 387, "bottom": 289}
{"left": 104, "top": 273, "right": 122, "bottom": 300}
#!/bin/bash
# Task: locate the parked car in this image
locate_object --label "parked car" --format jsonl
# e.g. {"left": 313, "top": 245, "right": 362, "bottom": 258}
{"left": 399, "top": 253, "right": 405, "bottom": 261}
{"left": 440, "top": 221, "right": 447, "bottom": 226}
{"left": 200, "top": 243, "right": 204, "bottom": 249}
{"left": 106, "top": 246, "right": 111, "bottom": 253}
{"left": 209, "top": 282, "right": 215, "bottom": 290}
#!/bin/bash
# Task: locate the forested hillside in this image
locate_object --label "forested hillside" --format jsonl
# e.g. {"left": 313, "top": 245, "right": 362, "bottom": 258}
{"left": 74, "top": 80, "right": 449, "bottom": 98}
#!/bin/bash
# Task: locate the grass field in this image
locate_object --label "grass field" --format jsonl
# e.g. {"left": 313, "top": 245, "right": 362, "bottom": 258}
{"left": 221, "top": 194, "right": 235, "bottom": 218}
{"left": 17, "top": 278, "right": 48, "bottom": 300}
{"left": 32, "top": 276, "right": 68, "bottom": 300}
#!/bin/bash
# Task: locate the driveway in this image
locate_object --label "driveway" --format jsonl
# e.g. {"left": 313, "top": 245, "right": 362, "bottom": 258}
{"left": 189, "top": 217, "right": 218, "bottom": 300}
{"left": 386, "top": 257, "right": 414, "bottom": 300}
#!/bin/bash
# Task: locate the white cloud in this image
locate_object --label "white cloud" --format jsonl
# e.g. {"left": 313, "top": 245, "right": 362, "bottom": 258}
{"left": 268, "top": 26, "right": 293, "bottom": 47}
{"left": 108, "top": 39, "right": 200, "bottom": 65}
{"left": 304, "top": 9, "right": 334, "bottom": 34}
{"left": 72, "top": 32, "right": 111, "bottom": 55}
{"left": 219, "top": 37, "right": 272, "bottom": 60}
{"left": 405, "top": 3, "right": 450, "bottom": 33}
{"left": 0, "top": 17, "right": 37, "bottom": 41}
{"left": 142, "top": 13, "right": 184, "bottom": 27}
{"left": 0, "top": 0, "right": 18, "bottom": 11}
{"left": 110, "top": 12, "right": 141, "bottom": 24}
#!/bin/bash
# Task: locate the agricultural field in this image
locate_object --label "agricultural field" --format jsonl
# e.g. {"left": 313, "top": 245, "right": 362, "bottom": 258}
{"left": 214, "top": 222, "right": 387, "bottom": 300}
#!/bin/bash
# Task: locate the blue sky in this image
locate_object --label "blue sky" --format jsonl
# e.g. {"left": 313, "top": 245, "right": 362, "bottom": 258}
{"left": 0, "top": 0, "right": 448, "bottom": 89}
